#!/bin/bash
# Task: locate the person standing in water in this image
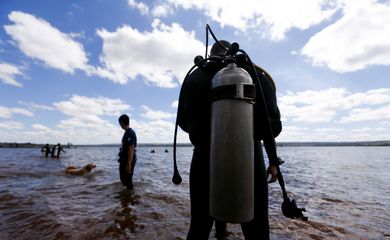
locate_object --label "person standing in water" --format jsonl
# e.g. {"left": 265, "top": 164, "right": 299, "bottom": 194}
{"left": 117, "top": 114, "right": 137, "bottom": 190}
{"left": 51, "top": 143, "right": 65, "bottom": 158}
{"left": 177, "top": 40, "right": 281, "bottom": 239}
{"left": 41, "top": 143, "right": 51, "bottom": 157}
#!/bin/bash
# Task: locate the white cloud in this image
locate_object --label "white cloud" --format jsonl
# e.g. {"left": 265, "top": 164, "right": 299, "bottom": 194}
{"left": 5, "top": 99, "right": 182, "bottom": 144}
{"left": 277, "top": 125, "right": 311, "bottom": 141}
{"left": 0, "top": 62, "right": 24, "bottom": 87}
{"left": 4, "top": 11, "right": 91, "bottom": 74}
{"left": 339, "top": 104, "right": 390, "bottom": 123}
{"left": 152, "top": 4, "right": 174, "bottom": 17}
{"left": 18, "top": 101, "right": 55, "bottom": 111}
{"left": 0, "top": 121, "right": 23, "bottom": 130}
{"left": 132, "top": 106, "right": 190, "bottom": 143}
{"left": 10, "top": 108, "right": 34, "bottom": 117}
{"left": 96, "top": 19, "right": 204, "bottom": 87}
{"left": 301, "top": 0, "right": 390, "bottom": 72}
{"left": 71, "top": 3, "right": 84, "bottom": 12}
{"left": 132, "top": 119, "right": 178, "bottom": 143}
{"left": 166, "top": 0, "right": 390, "bottom": 72}
{"left": 167, "top": 0, "right": 338, "bottom": 40}
{"left": 0, "top": 97, "right": 184, "bottom": 144}
{"left": 32, "top": 124, "right": 50, "bottom": 131}
{"left": 59, "top": 116, "right": 107, "bottom": 129}
{"left": 140, "top": 105, "right": 175, "bottom": 120}
{"left": 346, "top": 88, "right": 390, "bottom": 107}
{"left": 27, "top": 95, "right": 132, "bottom": 144}
{"left": 314, "top": 128, "right": 344, "bottom": 132}
{"left": 54, "top": 95, "right": 131, "bottom": 129}
{"left": 128, "top": 0, "right": 149, "bottom": 15}
{"left": 8, "top": 124, "right": 120, "bottom": 145}
{"left": 279, "top": 88, "right": 348, "bottom": 122}
{"left": 279, "top": 88, "right": 390, "bottom": 123}
{"left": 278, "top": 123, "right": 390, "bottom": 142}
{"left": 0, "top": 106, "right": 12, "bottom": 118}
{"left": 54, "top": 95, "right": 130, "bottom": 117}
{"left": 171, "top": 100, "right": 178, "bottom": 108}
{"left": 0, "top": 105, "right": 34, "bottom": 118}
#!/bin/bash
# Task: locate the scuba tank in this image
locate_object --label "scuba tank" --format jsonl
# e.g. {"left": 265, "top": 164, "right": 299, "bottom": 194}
{"left": 52, "top": 145, "right": 59, "bottom": 157}
{"left": 209, "top": 62, "right": 256, "bottom": 223}
{"left": 41, "top": 147, "right": 47, "bottom": 157}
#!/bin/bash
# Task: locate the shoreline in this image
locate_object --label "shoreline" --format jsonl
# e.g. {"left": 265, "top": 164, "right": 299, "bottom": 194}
{"left": 1, "top": 140, "right": 389, "bottom": 148}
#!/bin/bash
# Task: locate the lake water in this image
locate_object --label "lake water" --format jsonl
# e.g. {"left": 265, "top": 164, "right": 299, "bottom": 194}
{"left": 0, "top": 146, "right": 389, "bottom": 239}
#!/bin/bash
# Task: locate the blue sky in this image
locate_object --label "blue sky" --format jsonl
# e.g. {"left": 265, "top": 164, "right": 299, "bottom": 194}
{"left": 0, "top": 0, "right": 389, "bottom": 144}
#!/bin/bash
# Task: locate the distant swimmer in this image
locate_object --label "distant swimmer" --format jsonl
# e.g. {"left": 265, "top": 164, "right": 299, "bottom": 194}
{"left": 151, "top": 149, "right": 155, "bottom": 153}
{"left": 41, "top": 144, "right": 51, "bottom": 157}
{"left": 65, "top": 163, "right": 96, "bottom": 175}
{"left": 165, "top": 149, "right": 169, "bottom": 153}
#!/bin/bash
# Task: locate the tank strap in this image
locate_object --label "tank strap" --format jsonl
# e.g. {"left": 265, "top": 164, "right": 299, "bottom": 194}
{"left": 210, "top": 84, "right": 256, "bottom": 102}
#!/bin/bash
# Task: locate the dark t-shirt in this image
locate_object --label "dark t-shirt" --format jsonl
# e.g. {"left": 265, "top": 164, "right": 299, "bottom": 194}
{"left": 118, "top": 128, "right": 137, "bottom": 163}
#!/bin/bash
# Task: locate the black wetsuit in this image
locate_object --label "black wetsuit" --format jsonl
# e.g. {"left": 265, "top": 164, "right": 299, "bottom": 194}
{"left": 41, "top": 145, "right": 51, "bottom": 157}
{"left": 118, "top": 128, "right": 137, "bottom": 189}
{"left": 51, "top": 145, "right": 65, "bottom": 158}
{"left": 177, "top": 59, "right": 281, "bottom": 240}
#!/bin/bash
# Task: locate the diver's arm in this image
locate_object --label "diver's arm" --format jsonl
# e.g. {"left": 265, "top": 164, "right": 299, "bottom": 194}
{"left": 126, "top": 144, "right": 135, "bottom": 174}
{"left": 252, "top": 66, "right": 280, "bottom": 183}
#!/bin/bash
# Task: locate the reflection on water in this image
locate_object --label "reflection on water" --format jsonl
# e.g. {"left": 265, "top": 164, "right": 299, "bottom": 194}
{"left": 105, "top": 190, "right": 139, "bottom": 238}
{"left": 0, "top": 146, "right": 389, "bottom": 239}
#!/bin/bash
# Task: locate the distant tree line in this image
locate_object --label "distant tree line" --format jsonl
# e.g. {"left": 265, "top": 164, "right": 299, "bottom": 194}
{"left": 1, "top": 141, "right": 389, "bottom": 148}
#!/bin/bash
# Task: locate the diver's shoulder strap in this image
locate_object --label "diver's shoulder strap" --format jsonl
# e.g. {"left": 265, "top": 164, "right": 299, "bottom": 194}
{"left": 247, "top": 62, "right": 279, "bottom": 166}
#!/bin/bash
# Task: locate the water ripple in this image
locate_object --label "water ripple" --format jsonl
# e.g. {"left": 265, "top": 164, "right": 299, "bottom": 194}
{"left": 0, "top": 146, "right": 389, "bottom": 239}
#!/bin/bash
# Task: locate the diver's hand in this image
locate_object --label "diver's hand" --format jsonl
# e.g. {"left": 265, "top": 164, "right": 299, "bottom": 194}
{"left": 267, "top": 165, "right": 278, "bottom": 183}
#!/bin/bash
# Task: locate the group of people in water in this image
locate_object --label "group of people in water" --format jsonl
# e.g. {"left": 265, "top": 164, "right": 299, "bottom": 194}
{"left": 40, "top": 144, "right": 97, "bottom": 176}
{"left": 40, "top": 143, "right": 66, "bottom": 158}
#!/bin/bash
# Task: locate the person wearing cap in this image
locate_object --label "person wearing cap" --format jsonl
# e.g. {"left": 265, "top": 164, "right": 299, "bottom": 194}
{"left": 117, "top": 114, "right": 137, "bottom": 190}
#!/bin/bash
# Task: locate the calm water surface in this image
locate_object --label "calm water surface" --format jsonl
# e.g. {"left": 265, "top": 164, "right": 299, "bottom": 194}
{"left": 0, "top": 146, "right": 389, "bottom": 239}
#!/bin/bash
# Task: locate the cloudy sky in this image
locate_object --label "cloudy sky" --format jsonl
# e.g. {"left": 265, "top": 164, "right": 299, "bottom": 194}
{"left": 1, "top": 0, "right": 389, "bottom": 144}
